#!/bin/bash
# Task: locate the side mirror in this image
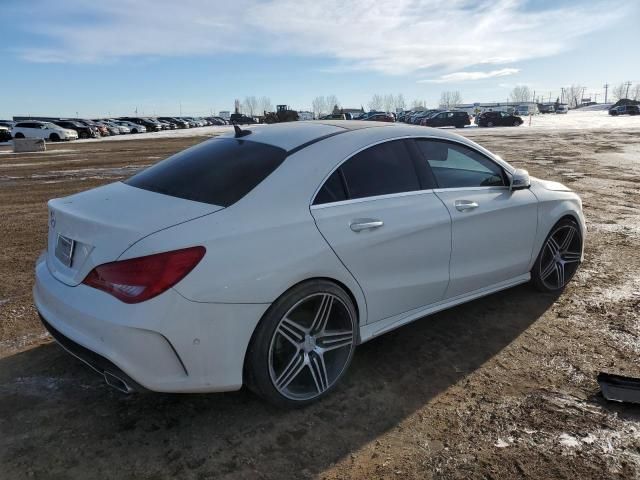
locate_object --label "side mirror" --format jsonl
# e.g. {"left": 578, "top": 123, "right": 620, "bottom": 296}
{"left": 508, "top": 168, "right": 530, "bottom": 191}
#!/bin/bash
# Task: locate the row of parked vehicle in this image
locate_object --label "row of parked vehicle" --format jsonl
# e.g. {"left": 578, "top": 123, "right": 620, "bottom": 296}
{"left": 0, "top": 116, "right": 229, "bottom": 142}
{"left": 398, "top": 109, "right": 525, "bottom": 128}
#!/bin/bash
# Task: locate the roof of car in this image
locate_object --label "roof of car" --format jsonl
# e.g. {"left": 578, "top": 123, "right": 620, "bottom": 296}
{"left": 218, "top": 120, "right": 486, "bottom": 153}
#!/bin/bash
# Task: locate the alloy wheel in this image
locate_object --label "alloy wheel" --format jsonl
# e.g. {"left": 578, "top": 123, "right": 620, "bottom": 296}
{"left": 268, "top": 293, "right": 355, "bottom": 401}
{"left": 539, "top": 224, "right": 581, "bottom": 290}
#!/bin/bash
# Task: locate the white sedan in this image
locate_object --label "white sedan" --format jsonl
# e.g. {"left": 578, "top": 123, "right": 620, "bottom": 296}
{"left": 34, "top": 121, "right": 585, "bottom": 407}
{"left": 12, "top": 120, "right": 78, "bottom": 141}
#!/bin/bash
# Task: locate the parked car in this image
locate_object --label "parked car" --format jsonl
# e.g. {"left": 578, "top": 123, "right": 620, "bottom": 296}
{"left": 424, "top": 111, "right": 470, "bottom": 128}
{"left": 555, "top": 104, "right": 569, "bottom": 114}
{"left": 100, "top": 120, "right": 130, "bottom": 134}
{"left": 53, "top": 120, "right": 98, "bottom": 139}
{"left": 155, "top": 119, "right": 176, "bottom": 130}
{"left": 229, "top": 113, "right": 257, "bottom": 125}
{"left": 94, "top": 121, "right": 122, "bottom": 136}
{"left": 418, "top": 110, "right": 444, "bottom": 126}
{"left": 0, "top": 120, "right": 16, "bottom": 129}
{"left": 11, "top": 121, "right": 78, "bottom": 141}
{"left": 609, "top": 105, "right": 639, "bottom": 116}
{"left": 477, "top": 111, "right": 523, "bottom": 127}
{"left": 514, "top": 105, "right": 538, "bottom": 116}
{"left": 364, "top": 113, "right": 395, "bottom": 122}
{"left": 113, "top": 120, "right": 147, "bottom": 134}
{"left": 120, "top": 117, "right": 161, "bottom": 132}
{"left": 72, "top": 119, "right": 103, "bottom": 137}
{"left": 36, "top": 121, "right": 585, "bottom": 407}
{"left": 158, "top": 117, "right": 189, "bottom": 129}
{"left": 0, "top": 125, "right": 11, "bottom": 142}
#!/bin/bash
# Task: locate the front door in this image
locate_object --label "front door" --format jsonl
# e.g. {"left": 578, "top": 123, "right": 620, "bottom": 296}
{"left": 414, "top": 138, "right": 538, "bottom": 298}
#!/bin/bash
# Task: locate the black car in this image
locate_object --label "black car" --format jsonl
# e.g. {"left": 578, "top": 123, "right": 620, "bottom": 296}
{"left": 120, "top": 117, "right": 162, "bottom": 132}
{"left": 53, "top": 120, "right": 97, "bottom": 139}
{"left": 158, "top": 117, "right": 189, "bottom": 129}
{"left": 229, "top": 113, "right": 257, "bottom": 125}
{"left": 609, "top": 105, "right": 639, "bottom": 116}
{"left": 477, "top": 111, "right": 523, "bottom": 127}
{"left": 424, "top": 111, "right": 470, "bottom": 128}
{"left": 0, "top": 126, "right": 11, "bottom": 142}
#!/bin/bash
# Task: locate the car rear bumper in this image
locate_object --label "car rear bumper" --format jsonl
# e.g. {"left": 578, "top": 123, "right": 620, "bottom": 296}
{"left": 34, "top": 254, "right": 269, "bottom": 393}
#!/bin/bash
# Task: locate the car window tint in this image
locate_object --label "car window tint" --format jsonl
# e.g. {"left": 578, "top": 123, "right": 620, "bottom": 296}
{"left": 126, "top": 138, "right": 287, "bottom": 207}
{"left": 416, "top": 140, "right": 505, "bottom": 188}
{"left": 313, "top": 170, "right": 347, "bottom": 205}
{"left": 340, "top": 140, "right": 421, "bottom": 200}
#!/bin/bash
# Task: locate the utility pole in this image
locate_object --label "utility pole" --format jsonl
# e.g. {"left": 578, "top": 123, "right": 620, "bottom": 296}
{"left": 561, "top": 87, "right": 565, "bottom": 104}
{"left": 603, "top": 83, "right": 609, "bottom": 103}
{"left": 625, "top": 81, "right": 632, "bottom": 99}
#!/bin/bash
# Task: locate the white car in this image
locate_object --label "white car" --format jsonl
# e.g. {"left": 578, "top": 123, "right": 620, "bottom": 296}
{"left": 113, "top": 120, "right": 146, "bottom": 134}
{"left": 34, "top": 121, "right": 585, "bottom": 406}
{"left": 12, "top": 121, "right": 78, "bottom": 141}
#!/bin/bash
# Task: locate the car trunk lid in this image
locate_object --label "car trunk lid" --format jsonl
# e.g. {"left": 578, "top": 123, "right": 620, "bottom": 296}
{"left": 46, "top": 182, "right": 222, "bottom": 286}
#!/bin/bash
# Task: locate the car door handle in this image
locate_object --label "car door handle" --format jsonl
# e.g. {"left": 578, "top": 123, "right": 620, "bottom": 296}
{"left": 350, "top": 219, "right": 384, "bottom": 232}
{"left": 455, "top": 200, "right": 479, "bottom": 212}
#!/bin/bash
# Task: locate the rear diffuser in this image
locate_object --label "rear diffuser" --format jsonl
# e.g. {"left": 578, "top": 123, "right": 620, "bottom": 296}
{"left": 598, "top": 372, "right": 640, "bottom": 405}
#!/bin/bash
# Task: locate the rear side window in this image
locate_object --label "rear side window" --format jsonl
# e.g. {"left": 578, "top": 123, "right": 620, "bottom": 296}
{"left": 313, "top": 140, "right": 421, "bottom": 204}
{"left": 416, "top": 140, "right": 505, "bottom": 188}
{"left": 126, "top": 138, "right": 287, "bottom": 207}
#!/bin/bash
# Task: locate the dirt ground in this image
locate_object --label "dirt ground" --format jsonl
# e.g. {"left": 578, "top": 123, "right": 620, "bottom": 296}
{"left": 1, "top": 127, "right": 639, "bottom": 479}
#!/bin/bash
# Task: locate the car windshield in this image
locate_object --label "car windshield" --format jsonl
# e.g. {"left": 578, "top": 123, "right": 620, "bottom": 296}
{"left": 43, "top": 122, "right": 57, "bottom": 129}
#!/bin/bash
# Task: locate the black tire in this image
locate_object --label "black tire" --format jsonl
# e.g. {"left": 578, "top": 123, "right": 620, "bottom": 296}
{"left": 49, "top": 133, "right": 60, "bottom": 142}
{"left": 14, "top": 133, "right": 24, "bottom": 139}
{"left": 531, "top": 218, "right": 582, "bottom": 292}
{"left": 245, "top": 279, "right": 358, "bottom": 408}
{"left": 487, "top": 121, "right": 494, "bottom": 127}
{"left": 79, "top": 131, "right": 89, "bottom": 139}
{"left": 131, "top": 128, "right": 138, "bottom": 134}
{"left": 513, "top": 120, "right": 521, "bottom": 126}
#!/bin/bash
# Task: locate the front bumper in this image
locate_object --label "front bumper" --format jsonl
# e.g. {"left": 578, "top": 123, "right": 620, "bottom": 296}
{"left": 34, "top": 255, "right": 269, "bottom": 393}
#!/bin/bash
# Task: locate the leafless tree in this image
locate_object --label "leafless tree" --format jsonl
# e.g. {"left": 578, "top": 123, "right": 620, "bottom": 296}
{"left": 564, "top": 84, "right": 584, "bottom": 108}
{"left": 234, "top": 99, "right": 241, "bottom": 114}
{"left": 383, "top": 94, "right": 395, "bottom": 113}
{"left": 439, "top": 91, "right": 462, "bottom": 109}
{"left": 395, "top": 94, "right": 406, "bottom": 112}
{"left": 611, "top": 83, "right": 628, "bottom": 101}
{"left": 258, "top": 96, "right": 273, "bottom": 115}
{"left": 411, "top": 99, "right": 426, "bottom": 110}
{"left": 242, "top": 96, "right": 258, "bottom": 116}
{"left": 326, "top": 95, "right": 340, "bottom": 113}
{"left": 631, "top": 84, "right": 640, "bottom": 101}
{"left": 510, "top": 85, "right": 532, "bottom": 103}
{"left": 311, "top": 96, "right": 327, "bottom": 118}
{"left": 368, "top": 94, "right": 384, "bottom": 111}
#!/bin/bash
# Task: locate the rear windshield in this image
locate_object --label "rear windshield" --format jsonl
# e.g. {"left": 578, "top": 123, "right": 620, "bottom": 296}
{"left": 126, "top": 138, "right": 287, "bottom": 207}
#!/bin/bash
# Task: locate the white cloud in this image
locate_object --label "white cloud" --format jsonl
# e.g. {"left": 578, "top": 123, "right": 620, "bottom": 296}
{"left": 421, "top": 68, "right": 520, "bottom": 83}
{"left": 14, "top": 0, "right": 627, "bottom": 75}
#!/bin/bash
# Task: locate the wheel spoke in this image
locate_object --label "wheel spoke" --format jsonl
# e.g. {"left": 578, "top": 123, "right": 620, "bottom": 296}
{"left": 562, "top": 251, "right": 581, "bottom": 263}
{"left": 559, "top": 227, "right": 576, "bottom": 251}
{"left": 278, "top": 317, "right": 306, "bottom": 346}
{"left": 555, "top": 262, "right": 565, "bottom": 288}
{"left": 540, "top": 258, "right": 557, "bottom": 280}
{"left": 318, "top": 330, "right": 353, "bottom": 352}
{"left": 547, "top": 236, "right": 561, "bottom": 255}
{"left": 310, "top": 295, "right": 333, "bottom": 334}
{"left": 275, "top": 351, "right": 305, "bottom": 390}
{"left": 308, "top": 352, "right": 329, "bottom": 393}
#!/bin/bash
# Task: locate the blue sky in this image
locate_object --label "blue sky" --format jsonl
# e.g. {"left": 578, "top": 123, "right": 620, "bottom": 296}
{"left": 1, "top": 0, "right": 638, "bottom": 118}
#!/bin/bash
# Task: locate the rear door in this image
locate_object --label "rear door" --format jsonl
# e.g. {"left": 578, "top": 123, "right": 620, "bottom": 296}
{"left": 311, "top": 139, "right": 451, "bottom": 324}
{"left": 415, "top": 139, "right": 538, "bottom": 298}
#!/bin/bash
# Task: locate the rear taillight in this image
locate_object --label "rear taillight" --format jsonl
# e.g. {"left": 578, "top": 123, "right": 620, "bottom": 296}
{"left": 82, "top": 246, "right": 205, "bottom": 303}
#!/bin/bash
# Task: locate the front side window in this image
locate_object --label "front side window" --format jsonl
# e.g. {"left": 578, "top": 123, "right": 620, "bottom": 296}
{"left": 416, "top": 140, "right": 505, "bottom": 188}
{"left": 313, "top": 140, "right": 421, "bottom": 205}
{"left": 126, "top": 138, "right": 287, "bottom": 207}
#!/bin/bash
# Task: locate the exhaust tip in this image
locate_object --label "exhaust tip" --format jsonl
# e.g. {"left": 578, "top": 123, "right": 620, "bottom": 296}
{"left": 104, "top": 371, "right": 134, "bottom": 394}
